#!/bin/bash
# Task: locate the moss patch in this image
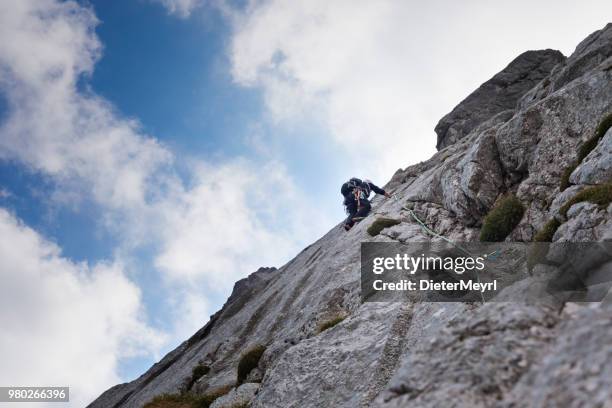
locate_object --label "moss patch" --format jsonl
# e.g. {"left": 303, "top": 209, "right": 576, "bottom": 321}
{"left": 559, "top": 183, "right": 612, "bottom": 217}
{"left": 144, "top": 393, "right": 197, "bottom": 408}
{"left": 533, "top": 218, "right": 562, "bottom": 242}
{"left": 527, "top": 243, "right": 550, "bottom": 273}
{"left": 559, "top": 163, "right": 577, "bottom": 192}
{"left": 367, "top": 217, "right": 401, "bottom": 236}
{"left": 560, "top": 113, "right": 612, "bottom": 191}
{"left": 479, "top": 194, "right": 525, "bottom": 242}
{"left": 182, "top": 363, "right": 210, "bottom": 392}
{"left": 317, "top": 315, "right": 346, "bottom": 334}
{"left": 587, "top": 113, "right": 612, "bottom": 153}
{"left": 237, "top": 345, "right": 266, "bottom": 385}
{"left": 143, "top": 386, "right": 232, "bottom": 408}
{"left": 198, "top": 386, "right": 233, "bottom": 408}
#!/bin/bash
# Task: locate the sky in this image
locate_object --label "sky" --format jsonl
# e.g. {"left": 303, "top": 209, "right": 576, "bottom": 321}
{"left": 0, "top": 0, "right": 611, "bottom": 406}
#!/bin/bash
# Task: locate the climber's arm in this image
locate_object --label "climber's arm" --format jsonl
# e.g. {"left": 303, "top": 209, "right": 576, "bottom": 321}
{"left": 368, "top": 182, "right": 390, "bottom": 197}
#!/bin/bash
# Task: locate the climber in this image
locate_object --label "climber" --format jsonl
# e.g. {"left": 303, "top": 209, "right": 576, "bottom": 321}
{"left": 341, "top": 177, "right": 391, "bottom": 231}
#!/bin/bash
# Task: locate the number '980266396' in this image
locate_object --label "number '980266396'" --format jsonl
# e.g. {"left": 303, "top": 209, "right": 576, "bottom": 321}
{"left": 0, "top": 387, "right": 69, "bottom": 402}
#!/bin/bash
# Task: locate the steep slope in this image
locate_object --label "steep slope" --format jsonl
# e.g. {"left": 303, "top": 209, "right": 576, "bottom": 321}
{"left": 434, "top": 49, "right": 565, "bottom": 150}
{"left": 90, "top": 23, "right": 612, "bottom": 408}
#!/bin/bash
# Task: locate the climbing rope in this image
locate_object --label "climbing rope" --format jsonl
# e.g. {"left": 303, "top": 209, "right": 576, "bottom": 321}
{"left": 390, "top": 194, "right": 487, "bottom": 303}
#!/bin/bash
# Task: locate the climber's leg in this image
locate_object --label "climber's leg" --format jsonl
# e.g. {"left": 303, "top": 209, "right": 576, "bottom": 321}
{"left": 344, "top": 200, "right": 358, "bottom": 230}
{"left": 355, "top": 199, "right": 371, "bottom": 219}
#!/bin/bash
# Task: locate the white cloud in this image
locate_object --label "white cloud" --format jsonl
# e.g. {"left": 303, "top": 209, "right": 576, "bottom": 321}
{"left": 154, "top": 159, "right": 325, "bottom": 290}
{"left": 0, "top": 0, "right": 328, "bottom": 259}
{"left": 228, "top": 0, "right": 612, "bottom": 180}
{"left": 0, "top": 208, "right": 165, "bottom": 408}
{"left": 9, "top": 0, "right": 612, "bottom": 402}
{"left": 166, "top": 289, "right": 212, "bottom": 342}
{"left": 0, "top": 0, "right": 173, "bottom": 212}
{"left": 153, "top": 0, "right": 204, "bottom": 18}
{"left": 147, "top": 158, "right": 331, "bottom": 339}
{"left": 0, "top": 0, "right": 332, "bottom": 400}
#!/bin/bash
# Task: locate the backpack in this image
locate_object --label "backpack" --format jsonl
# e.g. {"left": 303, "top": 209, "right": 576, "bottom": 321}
{"left": 341, "top": 178, "right": 362, "bottom": 197}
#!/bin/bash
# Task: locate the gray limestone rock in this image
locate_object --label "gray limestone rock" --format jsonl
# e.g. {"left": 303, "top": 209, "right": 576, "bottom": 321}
{"left": 88, "top": 24, "right": 612, "bottom": 408}
{"left": 556, "top": 202, "right": 611, "bottom": 242}
{"left": 500, "top": 304, "right": 612, "bottom": 408}
{"left": 518, "top": 23, "right": 612, "bottom": 110}
{"left": 571, "top": 127, "right": 612, "bottom": 185}
{"left": 435, "top": 49, "right": 564, "bottom": 150}
{"left": 210, "top": 383, "right": 259, "bottom": 408}
{"left": 374, "top": 303, "right": 560, "bottom": 408}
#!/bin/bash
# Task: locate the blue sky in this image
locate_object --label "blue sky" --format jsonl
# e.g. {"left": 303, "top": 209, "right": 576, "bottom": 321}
{"left": 2, "top": 0, "right": 256, "bottom": 261}
{"left": 1, "top": 1, "right": 612, "bottom": 406}
{"left": 89, "top": 1, "right": 257, "bottom": 157}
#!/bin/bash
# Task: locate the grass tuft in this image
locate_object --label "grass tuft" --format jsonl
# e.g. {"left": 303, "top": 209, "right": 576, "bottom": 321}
{"left": 182, "top": 363, "right": 210, "bottom": 392}
{"left": 317, "top": 315, "right": 346, "bottom": 334}
{"left": 527, "top": 243, "right": 550, "bottom": 273}
{"left": 197, "top": 386, "right": 233, "bottom": 408}
{"left": 228, "top": 403, "right": 250, "bottom": 408}
{"left": 237, "top": 345, "right": 266, "bottom": 385}
{"left": 559, "top": 183, "right": 612, "bottom": 218}
{"left": 144, "top": 393, "right": 196, "bottom": 408}
{"left": 590, "top": 113, "right": 612, "bottom": 148}
{"left": 367, "top": 217, "right": 401, "bottom": 236}
{"left": 559, "top": 163, "right": 577, "bottom": 192}
{"left": 560, "top": 113, "right": 612, "bottom": 191}
{"left": 192, "top": 364, "right": 210, "bottom": 381}
{"left": 479, "top": 194, "right": 525, "bottom": 242}
{"left": 533, "top": 218, "right": 562, "bottom": 242}
{"left": 143, "top": 386, "right": 232, "bottom": 408}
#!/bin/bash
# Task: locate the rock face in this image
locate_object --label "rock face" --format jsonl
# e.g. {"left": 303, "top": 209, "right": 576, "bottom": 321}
{"left": 210, "top": 383, "right": 259, "bottom": 408}
{"left": 571, "top": 128, "right": 612, "bottom": 185}
{"left": 434, "top": 49, "right": 565, "bottom": 150}
{"left": 89, "top": 24, "right": 612, "bottom": 408}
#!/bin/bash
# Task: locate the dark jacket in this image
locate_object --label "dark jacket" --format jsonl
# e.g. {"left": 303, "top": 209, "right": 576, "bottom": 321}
{"left": 341, "top": 178, "right": 386, "bottom": 203}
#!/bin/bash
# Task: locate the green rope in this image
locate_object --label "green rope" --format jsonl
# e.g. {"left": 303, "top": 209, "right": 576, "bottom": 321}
{"left": 392, "top": 195, "right": 486, "bottom": 303}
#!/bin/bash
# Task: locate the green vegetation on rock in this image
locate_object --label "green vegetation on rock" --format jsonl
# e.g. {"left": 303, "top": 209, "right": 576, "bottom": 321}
{"left": 367, "top": 217, "right": 401, "bottom": 236}
{"left": 198, "top": 386, "right": 233, "bottom": 408}
{"left": 479, "top": 194, "right": 525, "bottom": 242}
{"left": 237, "top": 345, "right": 266, "bottom": 385}
{"left": 582, "top": 113, "right": 612, "bottom": 158}
{"left": 560, "top": 113, "right": 612, "bottom": 191}
{"left": 559, "top": 164, "right": 577, "bottom": 191}
{"left": 560, "top": 183, "right": 612, "bottom": 217}
{"left": 527, "top": 243, "right": 550, "bottom": 273}
{"left": 182, "top": 362, "right": 210, "bottom": 392}
{"left": 144, "top": 393, "right": 197, "bottom": 408}
{"left": 317, "top": 315, "right": 346, "bottom": 334}
{"left": 533, "top": 218, "right": 562, "bottom": 242}
{"left": 143, "top": 385, "right": 232, "bottom": 408}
